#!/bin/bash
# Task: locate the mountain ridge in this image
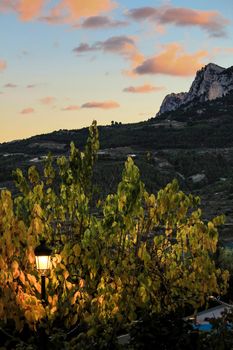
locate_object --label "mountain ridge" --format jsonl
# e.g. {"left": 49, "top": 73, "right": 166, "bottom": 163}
{"left": 157, "top": 63, "right": 233, "bottom": 116}
{"left": 1, "top": 87, "right": 233, "bottom": 240}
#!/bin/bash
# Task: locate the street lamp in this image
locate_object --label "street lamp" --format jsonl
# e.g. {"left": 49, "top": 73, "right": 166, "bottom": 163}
{"left": 35, "top": 239, "right": 52, "bottom": 302}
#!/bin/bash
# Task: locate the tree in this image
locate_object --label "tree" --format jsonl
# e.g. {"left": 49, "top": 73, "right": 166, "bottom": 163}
{"left": 0, "top": 121, "right": 229, "bottom": 348}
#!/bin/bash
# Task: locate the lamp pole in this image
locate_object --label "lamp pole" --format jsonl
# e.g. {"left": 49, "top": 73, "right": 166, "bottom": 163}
{"left": 41, "top": 275, "right": 46, "bottom": 301}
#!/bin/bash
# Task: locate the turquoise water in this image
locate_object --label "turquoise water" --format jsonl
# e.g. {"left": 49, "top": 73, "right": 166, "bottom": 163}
{"left": 193, "top": 323, "right": 212, "bottom": 331}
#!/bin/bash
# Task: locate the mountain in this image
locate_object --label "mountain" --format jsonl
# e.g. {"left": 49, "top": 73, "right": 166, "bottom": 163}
{"left": 157, "top": 63, "right": 233, "bottom": 116}
{"left": 1, "top": 67, "right": 233, "bottom": 241}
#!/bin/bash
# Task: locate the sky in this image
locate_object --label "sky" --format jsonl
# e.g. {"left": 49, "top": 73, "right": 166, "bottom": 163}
{"left": 0, "top": 0, "right": 233, "bottom": 142}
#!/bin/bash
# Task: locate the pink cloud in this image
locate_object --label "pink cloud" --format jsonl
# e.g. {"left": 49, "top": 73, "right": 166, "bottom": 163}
{"left": 123, "top": 84, "right": 164, "bottom": 93}
{"left": 39, "top": 0, "right": 117, "bottom": 24}
{"left": 20, "top": 107, "right": 35, "bottom": 114}
{"left": 79, "top": 16, "right": 128, "bottom": 29}
{"left": 40, "top": 96, "right": 56, "bottom": 105}
{"left": 127, "top": 6, "right": 229, "bottom": 37}
{"left": 213, "top": 47, "right": 233, "bottom": 54}
{"left": 0, "top": 60, "right": 7, "bottom": 71}
{"left": 0, "top": 0, "right": 45, "bottom": 21}
{"left": 134, "top": 43, "right": 208, "bottom": 76}
{"left": 0, "top": 0, "right": 116, "bottom": 23}
{"left": 4, "top": 83, "right": 17, "bottom": 88}
{"left": 39, "top": 7, "right": 67, "bottom": 24}
{"left": 54, "top": 0, "right": 116, "bottom": 20}
{"left": 17, "top": 0, "right": 45, "bottom": 21}
{"left": 62, "top": 105, "right": 80, "bottom": 111}
{"left": 81, "top": 100, "right": 120, "bottom": 109}
{"left": 27, "top": 84, "right": 36, "bottom": 88}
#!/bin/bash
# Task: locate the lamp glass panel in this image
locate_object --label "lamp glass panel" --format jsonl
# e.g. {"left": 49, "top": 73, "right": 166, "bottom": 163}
{"left": 36, "top": 255, "right": 51, "bottom": 270}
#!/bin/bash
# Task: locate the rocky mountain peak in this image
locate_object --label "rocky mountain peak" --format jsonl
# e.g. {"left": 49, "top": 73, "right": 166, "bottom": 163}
{"left": 204, "top": 62, "right": 224, "bottom": 71}
{"left": 157, "top": 63, "right": 233, "bottom": 116}
{"left": 157, "top": 92, "right": 188, "bottom": 115}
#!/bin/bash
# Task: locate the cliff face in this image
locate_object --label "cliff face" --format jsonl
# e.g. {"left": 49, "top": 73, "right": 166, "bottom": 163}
{"left": 158, "top": 92, "right": 188, "bottom": 115}
{"left": 157, "top": 63, "right": 233, "bottom": 116}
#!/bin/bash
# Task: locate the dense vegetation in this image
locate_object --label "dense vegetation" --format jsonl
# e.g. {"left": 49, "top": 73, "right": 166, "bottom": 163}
{"left": 0, "top": 122, "right": 230, "bottom": 349}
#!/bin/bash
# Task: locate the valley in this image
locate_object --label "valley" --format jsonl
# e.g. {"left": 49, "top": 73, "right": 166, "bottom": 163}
{"left": 1, "top": 64, "right": 233, "bottom": 243}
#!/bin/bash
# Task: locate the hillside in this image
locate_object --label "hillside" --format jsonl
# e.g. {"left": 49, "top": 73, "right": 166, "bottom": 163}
{"left": 1, "top": 86, "right": 233, "bottom": 241}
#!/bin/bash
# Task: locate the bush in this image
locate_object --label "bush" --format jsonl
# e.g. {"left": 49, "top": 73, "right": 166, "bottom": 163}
{"left": 0, "top": 122, "right": 229, "bottom": 348}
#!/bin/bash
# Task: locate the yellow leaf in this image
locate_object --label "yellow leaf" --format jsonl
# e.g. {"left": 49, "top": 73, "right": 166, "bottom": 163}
{"left": 34, "top": 281, "right": 41, "bottom": 294}
{"left": 73, "top": 244, "right": 81, "bottom": 257}
{"left": 63, "top": 270, "right": 69, "bottom": 280}
{"left": 27, "top": 273, "right": 37, "bottom": 286}
{"left": 12, "top": 260, "right": 19, "bottom": 270}
{"left": 71, "top": 313, "right": 78, "bottom": 326}
{"left": 19, "top": 271, "right": 26, "bottom": 285}
{"left": 71, "top": 290, "right": 81, "bottom": 305}
{"left": 87, "top": 327, "right": 96, "bottom": 337}
{"left": 12, "top": 260, "right": 20, "bottom": 279}
{"left": 52, "top": 295, "right": 58, "bottom": 306}
{"left": 25, "top": 310, "right": 35, "bottom": 323}
{"left": 28, "top": 249, "right": 35, "bottom": 264}
{"left": 50, "top": 306, "right": 57, "bottom": 315}
{"left": 66, "top": 281, "right": 73, "bottom": 291}
{"left": 79, "top": 279, "right": 85, "bottom": 288}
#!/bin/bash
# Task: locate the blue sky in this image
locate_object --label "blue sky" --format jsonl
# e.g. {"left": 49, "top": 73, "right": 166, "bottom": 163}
{"left": 0, "top": 0, "right": 232, "bottom": 142}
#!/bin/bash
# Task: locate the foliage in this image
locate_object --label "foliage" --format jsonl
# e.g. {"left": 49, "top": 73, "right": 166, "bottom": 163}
{"left": 127, "top": 308, "right": 233, "bottom": 350}
{"left": 127, "top": 312, "right": 196, "bottom": 350}
{"left": 0, "top": 121, "right": 229, "bottom": 348}
{"left": 198, "top": 308, "right": 233, "bottom": 350}
{"left": 217, "top": 247, "right": 233, "bottom": 274}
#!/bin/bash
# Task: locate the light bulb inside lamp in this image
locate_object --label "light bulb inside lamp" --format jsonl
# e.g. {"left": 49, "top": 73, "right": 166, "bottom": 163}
{"left": 35, "top": 255, "right": 51, "bottom": 271}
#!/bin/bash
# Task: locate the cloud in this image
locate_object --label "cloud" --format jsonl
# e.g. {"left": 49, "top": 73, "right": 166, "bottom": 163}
{"left": 62, "top": 105, "right": 80, "bottom": 111}
{"left": 0, "top": 0, "right": 116, "bottom": 23}
{"left": 20, "top": 107, "right": 35, "bottom": 114}
{"left": 127, "top": 5, "right": 229, "bottom": 37}
{"left": 123, "top": 84, "right": 164, "bottom": 93}
{"left": 134, "top": 43, "right": 208, "bottom": 76}
{"left": 17, "top": 0, "right": 45, "bottom": 21}
{"left": 53, "top": 0, "right": 116, "bottom": 21}
{"left": 79, "top": 15, "right": 127, "bottom": 29}
{"left": 127, "top": 7, "right": 157, "bottom": 20}
{"left": 213, "top": 47, "right": 233, "bottom": 55}
{"left": 73, "top": 43, "right": 97, "bottom": 53}
{"left": 4, "top": 83, "right": 17, "bottom": 88}
{"left": 27, "top": 84, "right": 36, "bottom": 88}
{"left": 81, "top": 100, "right": 119, "bottom": 109}
{"left": 0, "top": 60, "right": 7, "bottom": 71}
{"left": 0, "top": 0, "right": 45, "bottom": 21}
{"left": 40, "top": 0, "right": 117, "bottom": 25}
{"left": 74, "top": 36, "right": 135, "bottom": 54}
{"left": 40, "top": 96, "right": 56, "bottom": 105}
{"left": 73, "top": 35, "right": 144, "bottom": 67}
{"left": 97, "top": 36, "right": 135, "bottom": 56}
{"left": 39, "top": 6, "right": 69, "bottom": 24}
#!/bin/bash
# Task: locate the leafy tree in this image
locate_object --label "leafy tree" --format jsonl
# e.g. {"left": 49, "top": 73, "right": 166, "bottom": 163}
{"left": 0, "top": 121, "right": 229, "bottom": 348}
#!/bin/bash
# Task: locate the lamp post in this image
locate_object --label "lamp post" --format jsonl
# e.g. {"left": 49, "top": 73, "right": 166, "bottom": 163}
{"left": 34, "top": 239, "right": 52, "bottom": 302}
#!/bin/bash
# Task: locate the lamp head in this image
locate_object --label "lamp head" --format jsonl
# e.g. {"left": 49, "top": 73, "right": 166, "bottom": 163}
{"left": 34, "top": 239, "right": 52, "bottom": 275}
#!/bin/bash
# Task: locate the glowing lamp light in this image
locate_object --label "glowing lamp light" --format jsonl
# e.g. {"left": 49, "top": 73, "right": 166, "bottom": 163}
{"left": 35, "top": 239, "right": 52, "bottom": 274}
{"left": 34, "top": 239, "right": 52, "bottom": 302}
{"left": 35, "top": 254, "right": 51, "bottom": 271}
